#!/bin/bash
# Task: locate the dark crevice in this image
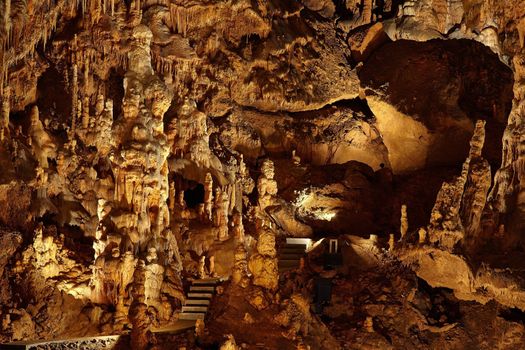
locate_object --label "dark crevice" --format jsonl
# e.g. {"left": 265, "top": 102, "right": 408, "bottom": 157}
{"left": 184, "top": 183, "right": 205, "bottom": 208}
{"left": 499, "top": 307, "right": 525, "bottom": 323}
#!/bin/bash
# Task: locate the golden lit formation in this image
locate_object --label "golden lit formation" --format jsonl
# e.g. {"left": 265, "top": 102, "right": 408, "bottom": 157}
{"left": 0, "top": 0, "right": 524, "bottom": 349}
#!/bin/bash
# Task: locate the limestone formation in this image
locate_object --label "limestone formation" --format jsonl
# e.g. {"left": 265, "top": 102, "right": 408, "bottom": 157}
{"left": 257, "top": 159, "right": 278, "bottom": 210}
{"left": 388, "top": 234, "right": 395, "bottom": 252}
{"left": 1, "top": 86, "right": 9, "bottom": 141}
{"left": 129, "top": 260, "right": 151, "bottom": 350}
{"left": 274, "top": 294, "right": 313, "bottom": 340}
{"left": 248, "top": 223, "right": 278, "bottom": 291}
{"left": 204, "top": 173, "right": 214, "bottom": 221}
{"left": 219, "top": 334, "right": 239, "bottom": 350}
{"left": 428, "top": 120, "right": 489, "bottom": 250}
{"left": 364, "top": 317, "right": 374, "bottom": 333}
{"left": 232, "top": 243, "right": 248, "bottom": 286}
{"left": 198, "top": 255, "right": 206, "bottom": 279}
{"left": 195, "top": 319, "right": 205, "bottom": 339}
{"left": 232, "top": 211, "right": 245, "bottom": 244}
{"left": 28, "top": 106, "right": 56, "bottom": 169}
{"left": 418, "top": 228, "right": 427, "bottom": 244}
{"left": 292, "top": 150, "right": 301, "bottom": 166}
{"left": 213, "top": 188, "right": 230, "bottom": 241}
{"left": 2, "top": 0, "right": 525, "bottom": 348}
{"left": 400, "top": 204, "right": 408, "bottom": 240}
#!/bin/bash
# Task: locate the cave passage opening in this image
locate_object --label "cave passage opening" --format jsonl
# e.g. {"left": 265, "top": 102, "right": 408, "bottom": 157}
{"left": 359, "top": 38, "right": 514, "bottom": 174}
{"left": 184, "top": 183, "right": 205, "bottom": 208}
{"left": 352, "top": 37, "right": 515, "bottom": 233}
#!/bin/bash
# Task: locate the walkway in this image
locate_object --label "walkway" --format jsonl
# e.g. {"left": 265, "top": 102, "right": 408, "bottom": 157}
{"left": 0, "top": 278, "right": 224, "bottom": 350}
{"left": 278, "top": 238, "right": 310, "bottom": 273}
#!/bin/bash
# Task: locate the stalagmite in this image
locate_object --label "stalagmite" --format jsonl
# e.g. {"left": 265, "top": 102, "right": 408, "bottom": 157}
{"left": 418, "top": 228, "right": 427, "bottom": 244}
{"left": 461, "top": 120, "right": 491, "bottom": 248}
{"left": 364, "top": 316, "right": 374, "bottom": 333}
{"left": 204, "top": 173, "right": 214, "bottom": 221}
{"left": 129, "top": 260, "right": 150, "bottom": 350}
{"left": 214, "top": 188, "right": 230, "bottom": 241}
{"left": 195, "top": 319, "right": 205, "bottom": 339}
{"left": 257, "top": 159, "right": 278, "bottom": 210}
{"left": 71, "top": 98, "right": 80, "bottom": 140}
{"left": 169, "top": 181, "right": 175, "bottom": 215}
{"left": 248, "top": 222, "right": 278, "bottom": 291}
{"left": 428, "top": 121, "right": 489, "bottom": 250}
{"left": 400, "top": 204, "right": 408, "bottom": 240}
{"left": 232, "top": 211, "right": 244, "bottom": 243}
{"left": 82, "top": 96, "right": 90, "bottom": 129}
{"left": 292, "top": 149, "right": 301, "bottom": 166}
{"left": 198, "top": 255, "right": 206, "bottom": 279}
{"left": 29, "top": 106, "right": 57, "bottom": 169}
{"left": 232, "top": 243, "right": 248, "bottom": 286}
{"left": 3, "top": 1, "right": 525, "bottom": 347}
{"left": 209, "top": 255, "right": 216, "bottom": 277}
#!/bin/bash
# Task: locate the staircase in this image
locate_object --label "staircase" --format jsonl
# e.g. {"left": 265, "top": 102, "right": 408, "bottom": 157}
{"left": 278, "top": 238, "right": 310, "bottom": 273}
{"left": 178, "top": 278, "right": 222, "bottom": 320}
{"left": 0, "top": 279, "right": 224, "bottom": 349}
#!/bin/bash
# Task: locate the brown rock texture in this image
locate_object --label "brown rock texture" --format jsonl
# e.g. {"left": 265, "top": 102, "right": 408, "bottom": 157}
{"left": 1, "top": 0, "right": 525, "bottom": 349}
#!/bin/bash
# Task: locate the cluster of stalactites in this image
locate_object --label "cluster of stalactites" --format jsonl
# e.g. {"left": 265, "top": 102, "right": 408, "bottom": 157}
{"left": 89, "top": 23, "right": 184, "bottom": 328}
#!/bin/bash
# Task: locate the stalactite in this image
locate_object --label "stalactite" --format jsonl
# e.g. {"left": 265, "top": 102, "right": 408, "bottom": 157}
{"left": 84, "top": 57, "right": 90, "bottom": 93}
{"left": 72, "top": 98, "right": 81, "bottom": 139}
{"left": 0, "top": 54, "right": 5, "bottom": 96}
{"left": 4, "top": 0, "right": 11, "bottom": 46}
{"left": 1, "top": 86, "right": 10, "bottom": 141}
{"left": 43, "top": 24, "right": 48, "bottom": 51}
{"left": 72, "top": 64, "right": 78, "bottom": 123}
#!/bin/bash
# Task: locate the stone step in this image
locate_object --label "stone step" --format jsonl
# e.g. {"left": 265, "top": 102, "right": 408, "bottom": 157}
{"left": 279, "top": 252, "right": 304, "bottom": 260}
{"left": 187, "top": 292, "right": 213, "bottom": 299}
{"left": 278, "top": 259, "right": 300, "bottom": 268}
{"left": 190, "top": 285, "right": 215, "bottom": 292}
{"left": 184, "top": 299, "right": 210, "bottom": 306}
{"left": 182, "top": 306, "right": 208, "bottom": 313}
{"left": 280, "top": 250, "right": 305, "bottom": 256}
{"left": 280, "top": 246, "right": 306, "bottom": 252}
{"left": 283, "top": 243, "right": 307, "bottom": 249}
{"left": 192, "top": 278, "right": 221, "bottom": 285}
{"left": 152, "top": 320, "right": 197, "bottom": 334}
{"left": 179, "top": 312, "right": 206, "bottom": 320}
{"left": 285, "top": 238, "right": 312, "bottom": 247}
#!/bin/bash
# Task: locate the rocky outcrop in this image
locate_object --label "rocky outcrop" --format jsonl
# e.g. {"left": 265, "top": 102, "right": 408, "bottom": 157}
{"left": 2, "top": 0, "right": 525, "bottom": 346}
{"left": 248, "top": 223, "right": 278, "bottom": 291}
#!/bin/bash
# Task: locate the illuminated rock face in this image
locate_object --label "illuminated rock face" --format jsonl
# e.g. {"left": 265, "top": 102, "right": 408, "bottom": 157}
{"left": 427, "top": 120, "right": 488, "bottom": 250}
{"left": 248, "top": 224, "right": 278, "bottom": 291}
{"left": 91, "top": 25, "right": 182, "bottom": 324}
{"left": 2, "top": 0, "right": 525, "bottom": 348}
